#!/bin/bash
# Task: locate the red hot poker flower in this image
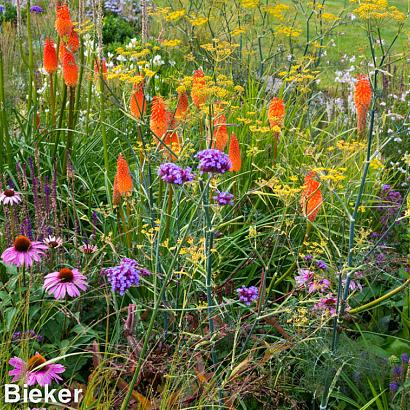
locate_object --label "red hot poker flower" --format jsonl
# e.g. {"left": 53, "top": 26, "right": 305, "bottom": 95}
{"left": 150, "top": 96, "right": 168, "bottom": 139}
{"left": 300, "top": 172, "right": 323, "bottom": 222}
{"left": 55, "top": 4, "right": 73, "bottom": 38}
{"left": 62, "top": 50, "right": 78, "bottom": 87}
{"left": 130, "top": 80, "right": 146, "bottom": 119}
{"left": 354, "top": 75, "right": 372, "bottom": 135}
{"left": 43, "top": 38, "right": 58, "bottom": 75}
{"left": 268, "top": 97, "right": 285, "bottom": 131}
{"left": 229, "top": 133, "right": 241, "bottom": 172}
{"left": 113, "top": 154, "right": 133, "bottom": 205}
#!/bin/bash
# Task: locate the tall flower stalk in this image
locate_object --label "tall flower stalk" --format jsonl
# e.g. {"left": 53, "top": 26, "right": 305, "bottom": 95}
{"left": 320, "top": 26, "right": 404, "bottom": 409}
{"left": 0, "top": 42, "right": 10, "bottom": 168}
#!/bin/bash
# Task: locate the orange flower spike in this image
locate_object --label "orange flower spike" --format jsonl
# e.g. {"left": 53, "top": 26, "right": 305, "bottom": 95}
{"left": 191, "top": 69, "right": 206, "bottom": 108}
{"left": 214, "top": 113, "right": 229, "bottom": 151}
{"left": 55, "top": 4, "right": 73, "bottom": 38}
{"left": 62, "top": 50, "right": 78, "bottom": 87}
{"left": 43, "top": 38, "right": 58, "bottom": 75}
{"left": 58, "top": 43, "right": 66, "bottom": 63}
{"left": 114, "top": 154, "right": 133, "bottom": 198}
{"left": 130, "top": 81, "right": 146, "bottom": 119}
{"left": 150, "top": 96, "right": 168, "bottom": 139}
{"left": 67, "top": 28, "right": 80, "bottom": 53}
{"left": 300, "top": 172, "right": 323, "bottom": 222}
{"left": 229, "top": 133, "right": 241, "bottom": 172}
{"left": 268, "top": 97, "right": 285, "bottom": 131}
{"left": 175, "top": 90, "right": 189, "bottom": 121}
{"left": 354, "top": 75, "right": 372, "bottom": 135}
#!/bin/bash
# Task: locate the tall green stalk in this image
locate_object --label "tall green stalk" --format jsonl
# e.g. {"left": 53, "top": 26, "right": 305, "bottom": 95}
{"left": 201, "top": 177, "right": 218, "bottom": 368}
{"left": 64, "top": 86, "right": 76, "bottom": 172}
{"left": 319, "top": 25, "right": 403, "bottom": 408}
{"left": 99, "top": 63, "right": 109, "bottom": 175}
{"left": 0, "top": 44, "right": 10, "bottom": 168}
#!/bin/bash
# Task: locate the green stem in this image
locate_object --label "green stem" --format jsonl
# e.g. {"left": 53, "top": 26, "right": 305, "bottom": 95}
{"left": 54, "top": 83, "right": 67, "bottom": 160}
{"left": 164, "top": 186, "right": 173, "bottom": 238}
{"left": 99, "top": 63, "right": 109, "bottom": 175}
{"left": 64, "top": 86, "right": 76, "bottom": 172}
{"left": 0, "top": 43, "right": 10, "bottom": 168}
{"left": 49, "top": 73, "right": 55, "bottom": 128}
{"left": 349, "top": 277, "right": 410, "bottom": 315}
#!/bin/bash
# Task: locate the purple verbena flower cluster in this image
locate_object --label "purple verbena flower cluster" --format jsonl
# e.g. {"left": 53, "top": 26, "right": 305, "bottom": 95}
{"left": 158, "top": 163, "right": 194, "bottom": 185}
{"left": 196, "top": 149, "right": 231, "bottom": 174}
{"left": 103, "top": 258, "right": 151, "bottom": 296}
{"left": 213, "top": 191, "right": 234, "bottom": 206}
{"left": 30, "top": 5, "right": 43, "bottom": 13}
{"left": 237, "top": 285, "right": 258, "bottom": 305}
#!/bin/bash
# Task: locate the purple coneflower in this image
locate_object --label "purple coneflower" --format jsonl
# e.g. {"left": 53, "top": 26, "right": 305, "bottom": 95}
{"left": 0, "top": 188, "right": 22, "bottom": 206}
{"left": 9, "top": 353, "right": 65, "bottom": 386}
{"left": 237, "top": 285, "right": 258, "bottom": 305}
{"left": 30, "top": 5, "right": 43, "bottom": 13}
{"left": 1, "top": 235, "right": 47, "bottom": 267}
{"left": 103, "top": 258, "right": 151, "bottom": 296}
{"left": 213, "top": 191, "right": 234, "bottom": 206}
{"left": 44, "top": 267, "right": 88, "bottom": 299}
{"left": 80, "top": 243, "right": 98, "bottom": 254}
{"left": 196, "top": 149, "right": 231, "bottom": 174}
{"left": 158, "top": 163, "right": 194, "bottom": 185}
{"left": 43, "top": 235, "right": 63, "bottom": 249}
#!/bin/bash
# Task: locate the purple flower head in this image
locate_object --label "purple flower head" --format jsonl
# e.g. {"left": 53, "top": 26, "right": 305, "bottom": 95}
{"left": 158, "top": 163, "right": 194, "bottom": 185}
{"left": 377, "top": 184, "right": 403, "bottom": 226}
{"left": 44, "top": 268, "right": 88, "bottom": 299}
{"left": 237, "top": 285, "right": 258, "bottom": 305}
{"left": 314, "top": 294, "right": 338, "bottom": 316}
{"left": 0, "top": 5, "right": 5, "bottom": 14}
{"left": 1, "top": 235, "right": 47, "bottom": 267}
{"left": 342, "top": 278, "right": 363, "bottom": 292}
{"left": 9, "top": 353, "right": 65, "bottom": 386}
{"left": 401, "top": 352, "right": 409, "bottom": 363}
{"left": 0, "top": 188, "right": 22, "bottom": 206}
{"left": 316, "top": 260, "right": 328, "bottom": 270}
{"left": 213, "top": 191, "right": 234, "bottom": 206}
{"left": 30, "top": 5, "right": 43, "bottom": 13}
{"left": 103, "top": 258, "right": 151, "bottom": 295}
{"left": 392, "top": 365, "right": 402, "bottom": 377}
{"left": 295, "top": 269, "right": 314, "bottom": 287}
{"left": 308, "top": 278, "right": 331, "bottom": 294}
{"left": 389, "top": 382, "right": 399, "bottom": 393}
{"left": 196, "top": 149, "right": 231, "bottom": 174}
{"left": 304, "top": 254, "right": 313, "bottom": 262}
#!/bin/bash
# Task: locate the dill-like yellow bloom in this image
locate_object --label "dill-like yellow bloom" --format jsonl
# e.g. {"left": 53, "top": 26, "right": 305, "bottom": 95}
{"left": 166, "top": 9, "right": 186, "bottom": 22}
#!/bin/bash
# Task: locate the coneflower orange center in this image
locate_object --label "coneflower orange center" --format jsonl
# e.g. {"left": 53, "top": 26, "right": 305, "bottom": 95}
{"left": 14, "top": 235, "right": 32, "bottom": 252}
{"left": 4, "top": 189, "right": 15, "bottom": 197}
{"left": 27, "top": 354, "right": 47, "bottom": 371}
{"left": 58, "top": 268, "right": 74, "bottom": 282}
